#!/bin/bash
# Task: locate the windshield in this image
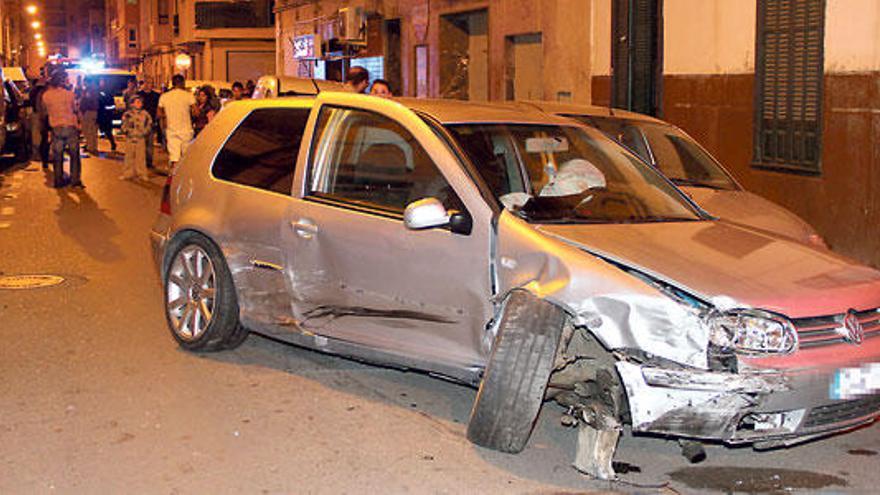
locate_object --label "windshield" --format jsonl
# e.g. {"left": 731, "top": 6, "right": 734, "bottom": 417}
{"left": 572, "top": 115, "right": 738, "bottom": 191}
{"left": 445, "top": 123, "right": 702, "bottom": 224}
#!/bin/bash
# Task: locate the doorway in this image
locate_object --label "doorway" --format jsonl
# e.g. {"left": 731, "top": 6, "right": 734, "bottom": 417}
{"left": 611, "top": 0, "right": 663, "bottom": 116}
{"left": 505, "top": 33, "right": 543, "bottom": 101}
{"left": 439, "top": 9, "right": 488, "bottom": 101}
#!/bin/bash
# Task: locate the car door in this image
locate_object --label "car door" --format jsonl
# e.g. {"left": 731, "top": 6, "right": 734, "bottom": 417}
{"left": 209, "top": 103, "right": 312, "bottom": 327}
{"left": 281, "top": 93, "right": 495, "bottom": 370}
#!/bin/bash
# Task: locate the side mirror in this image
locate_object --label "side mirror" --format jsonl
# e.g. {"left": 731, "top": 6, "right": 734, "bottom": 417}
{"left": 404, "top": 197, "right": 449, "bottom": 230}
{"left": 404, "top": 197, "right": 472, "bottom": 235}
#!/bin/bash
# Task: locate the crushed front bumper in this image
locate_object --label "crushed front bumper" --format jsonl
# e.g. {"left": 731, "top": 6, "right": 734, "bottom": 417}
{"left": 616, "top": 358, "right": 880, "bottom": 447}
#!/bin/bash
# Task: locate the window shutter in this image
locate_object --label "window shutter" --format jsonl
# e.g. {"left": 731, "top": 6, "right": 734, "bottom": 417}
{"left": 754, "top": 0, "right": 825, "bottom": 173}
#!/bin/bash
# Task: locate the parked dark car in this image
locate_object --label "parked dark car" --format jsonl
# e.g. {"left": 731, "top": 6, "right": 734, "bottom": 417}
{"left": 0, "top": 77, "right": 30, "bottom": 161}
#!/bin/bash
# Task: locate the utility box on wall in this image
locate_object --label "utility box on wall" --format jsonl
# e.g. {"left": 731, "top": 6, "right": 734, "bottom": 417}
{"left": 338, "top": 7, "right": 366, "bottom": 45}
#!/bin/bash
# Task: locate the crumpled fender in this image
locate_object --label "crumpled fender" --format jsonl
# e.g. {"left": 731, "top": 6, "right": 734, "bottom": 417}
{"left": 495, "top": 211, "right": 710, "bottom": 369}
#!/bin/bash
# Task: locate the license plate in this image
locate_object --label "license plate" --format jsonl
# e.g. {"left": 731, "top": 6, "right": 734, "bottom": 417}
{"left": 830, "top": 363, "right": 880, "bottom": 400}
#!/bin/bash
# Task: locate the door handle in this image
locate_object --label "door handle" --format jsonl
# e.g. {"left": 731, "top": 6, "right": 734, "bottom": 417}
{"left": 291, "top": 218, "right": 318, "bottom": 239}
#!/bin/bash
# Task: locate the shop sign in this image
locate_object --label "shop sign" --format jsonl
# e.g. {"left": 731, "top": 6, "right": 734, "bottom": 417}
{"left": 293, "top": 34, "right": 318, "bottom": 59}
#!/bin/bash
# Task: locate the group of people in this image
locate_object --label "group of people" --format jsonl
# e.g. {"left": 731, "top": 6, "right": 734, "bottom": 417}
{"left": 27, "top": 72, "right": 256, "bottom": 188}
{"left": 29, "top": 65, "right": 392, "bottom": 189}
{"left": 344, "top": 66, "right": 393, "bottom": 98}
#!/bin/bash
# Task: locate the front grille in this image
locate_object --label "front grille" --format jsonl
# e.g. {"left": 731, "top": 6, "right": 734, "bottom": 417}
{"left": 792, "top": 308, "right": 880, "bottom": 349}
{"left": 803, "top": 395, "right": 880, "bottom": 428}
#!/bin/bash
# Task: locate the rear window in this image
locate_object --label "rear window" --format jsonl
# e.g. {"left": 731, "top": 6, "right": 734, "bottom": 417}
{"left": 213, "top": 108, "right": 310, "bottom": 195}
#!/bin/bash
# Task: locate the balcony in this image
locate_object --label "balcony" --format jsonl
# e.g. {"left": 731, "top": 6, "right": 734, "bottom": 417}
{"left": 194, "top": 1, "right": 273, "bottom": 29}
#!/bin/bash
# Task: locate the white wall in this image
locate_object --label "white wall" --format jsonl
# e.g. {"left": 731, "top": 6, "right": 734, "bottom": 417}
{"left": 590, "top": 0, "right": 611, "bottom": 76}
{"left": 825, "top": 0, "right": 880, "bottom": 72}
{"left": 663, "top": 0, "right": 756, "bottom": 74}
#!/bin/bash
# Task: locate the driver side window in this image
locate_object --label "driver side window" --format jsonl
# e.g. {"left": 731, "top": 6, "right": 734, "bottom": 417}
{"left": 308, "top": 106, "right": 462, "bottom": 214}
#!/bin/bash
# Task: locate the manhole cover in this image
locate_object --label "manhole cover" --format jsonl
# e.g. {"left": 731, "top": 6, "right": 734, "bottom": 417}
{"left": 0, "top": 275, "right": 65, "bottom": 289}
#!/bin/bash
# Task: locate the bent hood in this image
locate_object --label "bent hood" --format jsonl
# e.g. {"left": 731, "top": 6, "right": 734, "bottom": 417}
{"left": 682, "top": 188, "right": 817, "bottom": 244}
{"left": 538, "top": 220, "right": 880, "bottom": 318}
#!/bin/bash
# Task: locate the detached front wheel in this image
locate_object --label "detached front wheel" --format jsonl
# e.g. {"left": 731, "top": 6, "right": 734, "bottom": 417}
{"left": 164, "top": 233, "right": 248, "bottom": 351}
{"left": 467, "top": 290, "right": 565, "bottom": 453}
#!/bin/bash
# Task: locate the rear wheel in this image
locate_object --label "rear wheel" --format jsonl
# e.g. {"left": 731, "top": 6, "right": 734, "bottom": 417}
{"left": 164, "top": 233, "right": 248, "bottom": 351}
{"left": 467, "top": 290, "right": 565, "bottom": 453}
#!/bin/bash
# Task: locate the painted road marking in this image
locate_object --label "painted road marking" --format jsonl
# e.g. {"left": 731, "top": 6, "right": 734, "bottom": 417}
{"left": 0, "top": 222, "right": 9, "bottom": 229}
{"left": 0, "top": 206, "right": 14, "bottom": 216}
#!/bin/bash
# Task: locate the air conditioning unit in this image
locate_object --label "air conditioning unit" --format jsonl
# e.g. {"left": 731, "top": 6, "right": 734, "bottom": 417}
{"left": 337, "top": 7, "right": 365, "bottom": 44}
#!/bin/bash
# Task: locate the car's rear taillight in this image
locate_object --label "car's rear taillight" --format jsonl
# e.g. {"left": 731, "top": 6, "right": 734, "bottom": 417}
{"left": 160, "top": 175, "right": 173, "bottom": 215}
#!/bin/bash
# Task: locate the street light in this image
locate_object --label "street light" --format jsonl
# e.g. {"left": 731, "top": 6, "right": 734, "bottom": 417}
{"left": 36, "top": 40, "right": 45, "bottom": 47}
{"left": 174, "top": 53, "right": 192, "bottom": 72}
{"left": 31, "top": 21, "right": 41, "bottom": 29}
{"left": 25, "top": 5, "right": 37, "bottom": 15}
{"left": 34, "top": 33, "right": 42, "bottom": 40}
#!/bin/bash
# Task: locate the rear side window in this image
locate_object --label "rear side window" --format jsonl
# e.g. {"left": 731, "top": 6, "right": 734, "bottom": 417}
{"left": 213, "top": 108, "right": 310, "bottom": 195}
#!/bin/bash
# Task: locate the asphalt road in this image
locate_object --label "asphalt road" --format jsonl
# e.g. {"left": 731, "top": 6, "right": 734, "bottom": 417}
{"left": 1, "top": 150, "right": 878, "bottom": 494}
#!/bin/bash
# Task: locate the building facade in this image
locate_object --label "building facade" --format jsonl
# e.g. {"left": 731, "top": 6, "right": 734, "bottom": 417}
{"left": 590, "top": 0, "right": 880, "bottom": 267}
{"left": 136, "top": 0, "right": 275, "bottom": 86}
{"left": 106, "top": 0, "right": 140, "bottom": 67}
{"left": 275, "top": 0, "right": 594, "bottom": 103}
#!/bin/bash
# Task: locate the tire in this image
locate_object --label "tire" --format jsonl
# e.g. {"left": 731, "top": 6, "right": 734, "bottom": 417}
{"left": 467, "top": 289, "right": 566, "bottom": 453}
{"left": 163, "top": 232, "right": 249, "bottom": 351}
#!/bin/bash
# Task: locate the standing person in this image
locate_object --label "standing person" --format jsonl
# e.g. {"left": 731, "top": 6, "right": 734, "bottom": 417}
{"left": 191, "top": 86, "right": 219, "bottom": 136}
{"left": 343, "top": 66, "right": 370, "bottom": 94}
{"left": 158, "top": 74, "right": 196, "bottom": 171}
{"left": 245, "top": 80, "right": 256, "bottom": 97}
{"left": 122, "top": 79, "right": 138, "bottom": 109}
{"left": 79, "top": 79, "right": 100, "bottom": 155}
{"left": 369, "top": 79, "right": 393, "bottom": 98}
{"left": 97, "top": 79, "right": 117, "bottom": 152}
{"left": 231, "top": 81, "right": 245, "bottom": 101}
{"left": 42, "top": 72, "right": 82, "bottom": 188}
{"left": 29, "top": 79, "right": 50, "bottom": 167}
{"left": 137, "top": 79, "right": 161, "bottom": 169}
{"left": 119, "top": 95, "right": 152, "bottom": 181}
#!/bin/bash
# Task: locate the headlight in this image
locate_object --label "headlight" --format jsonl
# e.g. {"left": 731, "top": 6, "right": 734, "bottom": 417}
{"left": 707, "top": 309, "right": 798, "bottom": 355}
{"left": 6, "top": 122, "right": 20, "bottom": 132}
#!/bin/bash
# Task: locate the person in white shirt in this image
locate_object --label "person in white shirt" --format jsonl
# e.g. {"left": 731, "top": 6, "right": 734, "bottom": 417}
{"left": 158, "top": 74, "right": 196, "bottom": 170}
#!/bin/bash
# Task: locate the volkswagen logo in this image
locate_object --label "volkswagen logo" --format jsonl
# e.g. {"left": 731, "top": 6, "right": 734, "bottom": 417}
{"left": 841, "top": 309, "right": 864, "bottom": 344}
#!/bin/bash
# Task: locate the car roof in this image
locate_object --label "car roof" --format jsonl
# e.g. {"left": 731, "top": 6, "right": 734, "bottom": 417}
{"left": 395, "top": 98, "right": 575, "bottom": 125}
{"left": 226, "top": 94, "right": 594, "bottom": 127}
{"left": 524, "top": 100, "right": 667, "bottom": 125}
{"left": 2, "top": 67, "right": 27, "bottom": 81}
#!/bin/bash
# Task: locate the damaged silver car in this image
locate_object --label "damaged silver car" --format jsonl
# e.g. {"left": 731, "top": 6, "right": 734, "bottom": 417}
{"left": 150, "top": 93, "right": 880, "bottom": 480}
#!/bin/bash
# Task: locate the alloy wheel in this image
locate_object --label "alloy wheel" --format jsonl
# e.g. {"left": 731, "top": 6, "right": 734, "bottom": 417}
{"left": 166, "top": 245, "right": 216, "bottom": 340}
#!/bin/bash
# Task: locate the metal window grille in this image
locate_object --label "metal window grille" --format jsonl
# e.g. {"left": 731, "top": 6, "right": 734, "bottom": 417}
{"left": 754, "top": 0, "right": 826, "bottom": 173}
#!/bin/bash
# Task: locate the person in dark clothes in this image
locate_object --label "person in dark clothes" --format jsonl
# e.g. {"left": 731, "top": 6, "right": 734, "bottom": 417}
{"left": 137, "top": 79, "right": 162, "bottom": 168}
{"left": 97, "top": 79, "right": 117, "bottom": 152}
{"left": 29, "top": 80, "right": 51, "bottom": 167}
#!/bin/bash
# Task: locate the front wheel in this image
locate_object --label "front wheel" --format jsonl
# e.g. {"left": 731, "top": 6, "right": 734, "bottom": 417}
{"left": 467, "top": 290, "right": 565, "bottom": 453}
{"left": 163, "top": 233, "right": 249, "bottom": 351}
